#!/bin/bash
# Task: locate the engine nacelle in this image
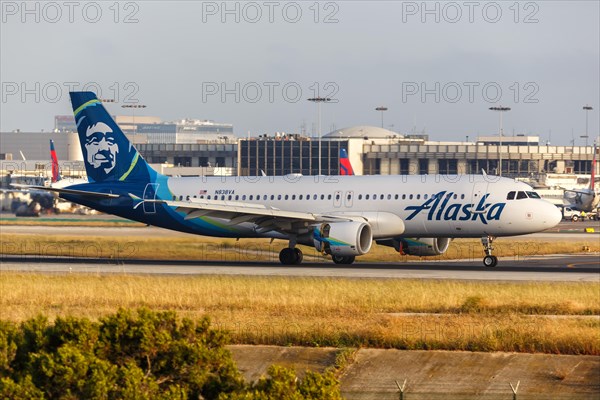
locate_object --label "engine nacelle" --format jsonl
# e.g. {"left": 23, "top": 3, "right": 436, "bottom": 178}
{"left": 377, "top": 237, "right": 451, "bottom": 256}
{"left": 313, "top": 221, "right": 373, "bottom": 256}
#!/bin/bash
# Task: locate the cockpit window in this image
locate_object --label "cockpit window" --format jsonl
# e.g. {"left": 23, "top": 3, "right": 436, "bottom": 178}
{"left": 516, "top": 191, "right": 528, "bottom": 199}
{"left": 507, "top": 191, "right": 516, "bottom": 200}
{"left": 526, "top": 191, "right": 541, "bottom": 199}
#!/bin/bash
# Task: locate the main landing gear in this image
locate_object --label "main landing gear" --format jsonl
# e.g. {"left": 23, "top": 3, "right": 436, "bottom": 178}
{"left": 279, "top": 247, "right": 303, "bottom": 265}
{"left": 481, "top": 235, "right": 498, "bottom": 267}
{"left": 331, "top": 255, "right": 356, "bottom": 265}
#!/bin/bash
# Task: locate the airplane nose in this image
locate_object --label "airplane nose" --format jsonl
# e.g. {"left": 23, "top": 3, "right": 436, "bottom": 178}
{"left": 545, "top": 202, "right": 562, "bottom": 227}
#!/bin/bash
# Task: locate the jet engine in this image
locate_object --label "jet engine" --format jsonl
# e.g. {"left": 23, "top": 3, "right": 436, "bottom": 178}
{"left": 377, "top": 237, "right": 451, "bottom": 256}
{"left": 313, "top": 221, "right": 372, "bottom": 256}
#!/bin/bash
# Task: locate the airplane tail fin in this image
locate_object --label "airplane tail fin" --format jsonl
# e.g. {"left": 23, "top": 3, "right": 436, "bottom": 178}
{"left": 70, "top": 92, "right": 156, "bottom": 183}
{"left": 49, "top": 139, "right": 61, "bottom": 183}
{"left": 339, "top": 148, "right": 354, "bottom": 176}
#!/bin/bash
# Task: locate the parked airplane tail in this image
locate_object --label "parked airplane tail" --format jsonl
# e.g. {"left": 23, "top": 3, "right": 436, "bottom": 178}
{"left": 49, "top": 139, "right": 61, "bottom": 183}
{"left": 70, "top": 92, "right": 155, "bottom": 183}
{"left": 340, "top": 148, "right": 354, "bottom": 176}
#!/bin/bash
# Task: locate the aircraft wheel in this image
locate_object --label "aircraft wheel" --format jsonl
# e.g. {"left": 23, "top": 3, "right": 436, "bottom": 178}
{"left": 332, "top": 255, "right": 356, "bottom": 265}
{"left": 279, "top": 248, "right": 296, "bottom": 265}
{"left": 483, "top": 255, "right": 498, "bottom": 267}
{"left": 293, "top": 248, "right": 303, "bottom": 265}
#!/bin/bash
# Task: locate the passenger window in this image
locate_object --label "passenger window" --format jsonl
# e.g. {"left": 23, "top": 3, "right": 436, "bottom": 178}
{"left": 313, "top": 194, "right": 317, "bottom": 200}
{"left": 516, "top": 191, "right": 528, "bottom": 200}
{"left": 321, "top": 194, "right": 325, "bottom": 200}
{"left": 359, "top": 194, "right": 363, "bottom": 200}
{"left": 207, "top": 195, "right": 212, "bottom": 200}
{"left": 292, "top": 195, "right": 296, "bottom": 200}
{"left": 263, "top": 195, "right": 267, "bottom": 200}
{"left": 299, "top": 195, "right": 303, "bottom": 200}
{"left": 277, "top": 195, "right": 282, "bottom": 200}
{"left": 366, "top": 194, "right": 370, "bottom": 200}
{"left": 172, "top": 196, "right": 176, "bottom": 201}
{"left": 249, "top": 195, "right": 253, "bottom": 200}
{"left": 336, "top": 194, "right": 340, "bottom": 200}
{"left": 461, "top": 194, "right": 465, "bottom": 200}
{"left": 453, "top": 194, "right": 457, "bottom": 199}
{"left": 270, "top": 195, "right": 275, "bottom": 200}
{"left": 285, "top": 195, "right": 289, "bottom": 200}
{"left": 242, "top": 195, "right": 246, "bottom": 200}
{"left": 402, "top": 194, "right": 406, "bottom": 200}
{"left": 416, "top": 194, "right": 420, "bottom": 200}
{"left": 409, "top": 194, "right": 413, "bottom": 200}
{"left": 387, "top": 194, "right": 391, "bottom": 200}
{"left": 193, "top": 195, "right": 197, "bottom": 199}
{"left": 328, "top": 194, "right": 332, "bottom": 200}
{"left": 347, "top": 194, "right": 352, "bottom": 200}
{"left": 221, "top": 195, "right": 225, "bottom": 200}
{"left": 228, "top": 195, "right": 232, "bottom": 201}
{"left": 395, "top": 194, "right": 399, "bottom": 200}
{"left": 507, "top": 191, "right": 516, "bottom": 200}
{"left": 179, "top": 195, "right": 183, "bottom": 201}
{"left": 424, "top": 194, "right": 428, "bottom": 199}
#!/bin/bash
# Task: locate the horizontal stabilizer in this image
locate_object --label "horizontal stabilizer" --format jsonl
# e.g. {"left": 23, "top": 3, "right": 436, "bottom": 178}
{"left": 10, "top": 184, "right": 120, "bottom": 198}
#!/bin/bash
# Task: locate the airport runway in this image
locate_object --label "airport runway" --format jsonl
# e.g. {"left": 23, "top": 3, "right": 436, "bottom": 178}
{"left": 1, "top": 254, "right": 598, "bottom": 282}
{"left": 2, "top": 223, "right": 599, "bottom": 240}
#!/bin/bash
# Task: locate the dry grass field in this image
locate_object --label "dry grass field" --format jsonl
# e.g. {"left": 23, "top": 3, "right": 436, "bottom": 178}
{"left": 1, "top": 273, "right": 598, "bottom": 355}
{"left": 2, "top": 233, "right": 599, "bottom": 262}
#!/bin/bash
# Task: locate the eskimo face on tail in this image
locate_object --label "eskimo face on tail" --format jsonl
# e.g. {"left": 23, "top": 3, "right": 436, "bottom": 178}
{"left": 84, "top": 122, "right": 119, "bottom": 175}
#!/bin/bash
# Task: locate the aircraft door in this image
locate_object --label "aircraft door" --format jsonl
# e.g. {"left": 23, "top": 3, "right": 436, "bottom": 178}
{"left": 143, "top": 183, "right": 159, "bottom": 214}
{"left": 333, "top": 190, "right": 343, "bottom": 208}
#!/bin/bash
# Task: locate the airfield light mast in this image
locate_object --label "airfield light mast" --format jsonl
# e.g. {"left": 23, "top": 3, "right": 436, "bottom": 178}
{"left": 307, "top": 97, "right": 331, "bottom": 175}
{"left": 489, "top": 106, "right": 511, "bottom": 177}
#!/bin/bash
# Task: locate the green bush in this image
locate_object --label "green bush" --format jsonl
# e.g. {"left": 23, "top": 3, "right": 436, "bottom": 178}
{"left": 0, "top": 309, "right": 342, "bottom": 400}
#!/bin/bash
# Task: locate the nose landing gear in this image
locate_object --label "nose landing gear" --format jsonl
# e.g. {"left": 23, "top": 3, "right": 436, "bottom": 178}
{"left": 481, "top": 236, "right": 498, "bottom": 267}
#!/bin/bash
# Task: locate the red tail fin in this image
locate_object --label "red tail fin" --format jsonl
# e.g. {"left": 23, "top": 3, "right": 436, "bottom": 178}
{"left": 50, "top": 140, "right": 61, "bottom": 183}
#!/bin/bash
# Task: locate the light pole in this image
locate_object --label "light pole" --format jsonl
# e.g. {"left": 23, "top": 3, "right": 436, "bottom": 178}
{"left": 489, "top": 106, "right": 511, "bottom": 176}
{"left": 307, "top": 97, "right": 331, "bottom": 175}
{"left": 121, "top": 104, "right": 147, "bottom": 135}
{"left": 375, "top": 106, "right": 388, "bottom": 128}
{"left": 582, "top": 105, "right": 593, "bottom": 147}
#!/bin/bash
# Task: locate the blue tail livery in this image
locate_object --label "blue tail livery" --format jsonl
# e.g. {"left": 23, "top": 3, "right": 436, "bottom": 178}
{"left": 71, "top": 92, "right": 154, "bottom": 183}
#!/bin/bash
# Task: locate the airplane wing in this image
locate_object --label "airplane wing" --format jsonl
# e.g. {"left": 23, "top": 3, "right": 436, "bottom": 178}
{"left": 135, "top": 195, "right": 355, "bottom": 233}
{"left": 10, "top": 184, "right": 120, "bottom": 199}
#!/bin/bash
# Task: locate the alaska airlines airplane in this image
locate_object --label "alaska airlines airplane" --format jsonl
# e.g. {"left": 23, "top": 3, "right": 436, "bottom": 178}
{"left": 15, "top": 92, "right": 562, "bottom": 267}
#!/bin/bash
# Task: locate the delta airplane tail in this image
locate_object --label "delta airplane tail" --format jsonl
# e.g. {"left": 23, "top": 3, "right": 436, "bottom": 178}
{"left": 70, "top": 92, "right": 156, "bottom": 184}
{"left": 49, "top": 140, "right": 61, "bottom": 183}
{"left": 339, "top": 148, "right": 354, "bottom": 176}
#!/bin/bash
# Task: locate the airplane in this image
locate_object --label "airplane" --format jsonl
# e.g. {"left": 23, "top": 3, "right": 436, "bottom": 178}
{"left": 561, "top": 144, "right": 599, "bottom": 212}
{"left": 14, "top": 91, "right": 562, "bottom": 267}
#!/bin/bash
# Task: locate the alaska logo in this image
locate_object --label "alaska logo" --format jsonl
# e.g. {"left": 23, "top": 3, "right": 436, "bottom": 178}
{"left": 404, "top": 191, "right": 505, "bottom": 225}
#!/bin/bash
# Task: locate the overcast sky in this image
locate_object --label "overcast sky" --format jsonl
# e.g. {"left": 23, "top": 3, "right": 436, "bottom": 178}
{"left": 1, "top": 1, "right": 598, "bottom": 144}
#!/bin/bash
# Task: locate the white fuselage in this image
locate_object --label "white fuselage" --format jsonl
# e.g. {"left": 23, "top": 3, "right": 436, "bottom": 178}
{"left": 164, "top": 174, "right": 562, "bottom": 239}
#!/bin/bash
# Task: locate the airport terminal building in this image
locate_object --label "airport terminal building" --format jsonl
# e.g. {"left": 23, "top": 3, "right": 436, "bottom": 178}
{"left": 1, "top": 125, "right": 597, "bottom": 189}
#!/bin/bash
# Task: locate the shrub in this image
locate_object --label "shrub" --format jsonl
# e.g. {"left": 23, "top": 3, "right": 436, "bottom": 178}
{"left": 0, "top": 309, "right": 342, "bottom": 399}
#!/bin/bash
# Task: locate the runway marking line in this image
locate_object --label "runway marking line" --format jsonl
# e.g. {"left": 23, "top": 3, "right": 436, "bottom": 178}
{"left": 566, "top": 261, "right": 600, "bottom": 269}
